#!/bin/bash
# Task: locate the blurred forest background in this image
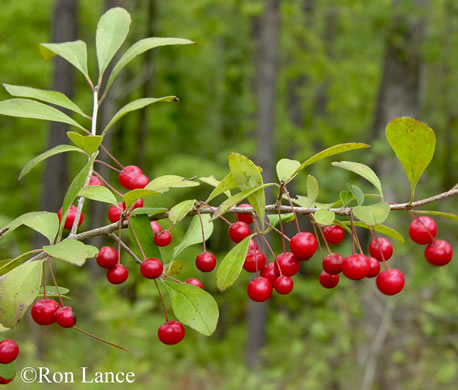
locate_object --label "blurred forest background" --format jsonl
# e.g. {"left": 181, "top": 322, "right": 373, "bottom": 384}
{"left": 0, "top": 0, "right": 457, "bottom": 389}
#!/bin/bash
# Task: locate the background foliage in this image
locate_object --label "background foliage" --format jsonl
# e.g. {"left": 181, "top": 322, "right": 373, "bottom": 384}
{"left": 0, "top": 0, "right": 456, "bottom": 389}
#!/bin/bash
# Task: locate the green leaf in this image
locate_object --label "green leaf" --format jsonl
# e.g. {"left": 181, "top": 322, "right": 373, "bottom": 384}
{"left": 340, "top": 220, "right": 405, "bottom": 243}
{"left": 216, "top": 235, "right": 253, "bottom": 292}
{"left": 172, "top": 215, "right": 213, "bottom": 259}
{"left": 332, "top": 161, "right": 383, "bottom": 196}
{"left": 0, "top": 260, "right": 43, "bottom": 328}
{"left": 2, "top": 211, "right": 59, "bottom": 243}
{"left": 146, "top": 175, "right": 200, "bottom": 193}
{"left": 229, "top": 153, "right": 265, "bottom": 228}
{"left": 307, "top": 175, "right": 319, "bottom": 203}
{"left": 266, "top": 213, "right": 295, "bottom": 232}
{"left": 58, "top": 154, "right": 97, "bottom": 239}
{"left": 40, "top": 40, "right": 90, "bottom": 80}
{"left": 106, "top": 37, "right": 194, "bottom": 92}
{"left": 123, "top": 189, "right": 157, "bottom": 209}
{"left": 276, "top": 158, "right": 300, "bottom": 182}
{"left": 0, "top": 361, "right": 16, "bottom": 381}
{"left": 3, "top": 84, "right": 87, "bottom": 117}
{"left": 385, "top": 117, "right": 436, "bottom": 202}
{"left": 314, "top": 209, "right": 335, "bottom": 225}
{"left": 78, "top": 185, "right": 117, "bottom": 206}
{"left": 19, "top": 144, "right": 84, "bottom": 180}
{"left": 340, "top": 191, "right": 353, "bottom": 207}
{"left": 37, "top": 286, "right": 70, "bottom": 298}
{"left": 413, "top": 210, "right": 458, "bottom": 222}
{"left": 0, "top": 250, "right": 43, "bottom": 277}
{"left": 102, "top": 97, "right": 178, "bottom": 137}
{"left": 44, "top": 240, "right": 98, "bottom": 266}
{"left": 67, "top": 132, "right": 102, "bottom": 154}
{"left": 347, "top": 184, "right": 365, "bottom": 206}
{"left": 168, "top": 200, "right": 196, "bottom": 225}
{"left": 130, "top": 207, "right": 168, "bottom": 216}
{"left": 164, "top": 281, "right": 219, "bottom": 336}
{"left": 353, "top": 202, "right": 390, "bottom": 226}
{"left": 128, "top": 215, "right": 161, "bottom": 259}
{"left": 284, "top": 194, "right": 314, "bottom": 208}
{"left": 289, "top": 143, "right": 370, "bottom": 182}
{"left": 163, "top": 261, "right": 185, "bottom": 276}
{"left": 199, "top": 176, "right": 220, "bottom": 187}
{"left": 96, "top": 7, "right": 131, "bottom": 76}
{"left": 206, "top": 173, "right": 237, "bottom": 202}
{"left": 0, "top": 99, "right": 86, "bottom": 130}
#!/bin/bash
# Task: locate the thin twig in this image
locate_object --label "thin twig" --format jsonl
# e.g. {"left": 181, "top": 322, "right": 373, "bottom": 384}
{"left": 108, "top": 233, "right": 142, "bottom": 264}
{"left": 74, "top": 326, "right": 128, "bottom": 351}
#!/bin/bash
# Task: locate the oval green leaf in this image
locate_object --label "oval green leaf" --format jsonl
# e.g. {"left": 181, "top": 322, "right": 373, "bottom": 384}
{"left": 172, "top": 215, "right": 213, "bottom": 259}
{"left": 67, "top": 132, "right": 102, "bottom": 154}
{"left": 307, "top": 175, "right": 319, "bottom": 203}
{"left": 128, "top": 215, "right": 161, "bottom": 259}
{"left": 2, "top": 211, "right": 59, "bottom": 243}
{"left": 276, "top": 159, "right": 300, "bottom": 182}
{"left": 332, "top": 161, "right": 383, "bottom": 196}
{"left": 206, "top": 172, "right": 237, "bottom": 202}
{"left": 78, "top": 185, "right": 118, "bottom": 206}
{"left": 314, "top": 209, "right": 335, "bottom": 226}
{"left": 340, "top": 221, "right": 405, "bottom": 243}
{"left": 353, "top": 202, "right": 390, "bottom": 226}
{"left": 44, "top": 240, "right": 98, "bottom": 266}
{"left": 168, "top": 200, "right": 196, "bottom": 225}
{"left": 145, "top": 175, "right": 200, "bottom": 193}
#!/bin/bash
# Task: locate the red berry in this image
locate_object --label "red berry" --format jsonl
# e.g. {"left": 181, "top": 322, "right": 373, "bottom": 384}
{"left": 228, "top": 221, "right": 251, "bottom": 243}
{"left": 140, "top": 258, "right": 163, "bottom": 279}
{"left": 247, "top": 277, "right": 273, "bottom": 302}
{"left": 290, "top": 232, "right": 318, "bottom": 261}
{"left": 274, "top": 275, "right": 294, "bottom": 294}
{"left": 322, "top": 225, "right": 345, "bottom": 245}
{"left": 369, "top": 237, "right": 393, "bottom": 261}
{"left": 248, "top": 239, "right": 258, "bottom": 251}
{"left": 154, "top": 231, "right": 172, "bottom": 247}
{"left": 0, "top": 372, "right": 15, "bottom": 384}
{"left": 425, "top": 240, "right": 453, "bottom": 266}
{"left": 186, "top": 278, "right": 204, "bottom": 289}
{"left": 322, "top": 253, "right": 344, "bottom": 274}
{"left": 195, "top": 252, "right": 217, "bottom": 272}
{"left": 236, "top": 203, "right": 254, "bottom": 224}
{"left": 408, "top": 216, "right": 437, "bottom": 245}
{"left": 150, "top": 221, "right": 162, "bottom": 234}
{"left": 376, "top": 269, "right": 405, "bottom": 295}
{"left": 367, "top": 257, "right": 381, "bottom": 278}
{"left": 55, "top": 306, "right": 76, "bottom": 328}
{"left": 119, "top": 165, "right": 142, "bottom": 189}
{"left": 31, "top": 299, "right": 60, "bottom": 325}
{"left": 0, "top": 339, "right": 19, "bottom": 364}
{"left": 243, "top": 250, "right": 266, "bottom": 273}
{"left": 108, "top": 202, "right": 124, "bottom": 223}
{"left": 88, "top": 175, "right": 104, "bottom": 186}
{"left": 319, "top": 271, "right": 339, "bottom": 289}
{"left": 58, "top": 205, "right": 84, "bottom": 230}
{"left": 260, "top": 263, "right": 277, "bottom": 285}
{"left": 129, "top": 174, "right": 149, "bottom": 189}
{"left": 96, "top": 246, "right": 118, "bottom": 269}
{"left": 106, "top": 264, "right": 128, "bottom": 284}
{"left": 274, "top": 252, "right": 300, "bottom": 276}
{"left": 342, "top": 254, "right": 370, "bottom": 280}
{"left": 158, "top": 321, "right": 185, "bottom": 345}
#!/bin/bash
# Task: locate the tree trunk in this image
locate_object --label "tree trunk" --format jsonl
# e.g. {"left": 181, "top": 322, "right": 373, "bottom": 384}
{"left": 246, "top": 0, "right": 280, "bottom": 368}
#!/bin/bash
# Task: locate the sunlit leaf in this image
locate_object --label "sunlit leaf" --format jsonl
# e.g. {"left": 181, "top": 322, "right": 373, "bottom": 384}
{"left": 332, "top": 161, "right": 383, "bottom": 196}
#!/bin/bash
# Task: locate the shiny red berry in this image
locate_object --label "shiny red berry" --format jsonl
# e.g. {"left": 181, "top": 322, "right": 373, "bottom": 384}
{"left": 58, "top": 205, "right": 83, "bottom": 230}
{"left": 369, "top": 237, "right": 393, "bottom": 261}
{"left": 319, "top": 271, "right": 339, "bottom": 289}
{"left": 96, "top": 246, "right": 118, "bottom": 269}
{"left": 228, "top": 221, "right": 251, "bottom": 243}
{"left": 154, "top": 231, "right": 172, "bottom": 247}
{"left": 290, "top": 232, "right": 318, "bottom": 261}
{"left": 129, "top": 174, "right": 149, "bottom": 189}
{"left": 247, "top": 277, "right": 273, "bottom": 302}
{"left": 342, "top": 254, "right": 370, "bottom": 280}
{"left": 243, "top": 250, "right": 266, "bottom": 273}
{"left": 186, "top": 278, "right": 204, "bottom": 289}
{"left": 248, "top": 239, "right": 258, "bottom": 251}
{"left": 322, "top": 253, "right": 344, "bottom": 274}
{"left": 195, "top": 252, "right": 216, "bottom": 272}
{"left": 322, "top": 225, "right": 345, "bottom": 245}
{"left": 55, "top": 306, "right": 76, "bottom": 328}
{"left": 274, "top": 252, "right": 300, "bottom": 276}
{"left": 108, "top": 202, "right": 124, "bottom": 223}
{"left": 0, "top": 339, "right": 19, "bottom": 364}
{"left": 376, "top": 269, "right": 405, "bottom": 295}
{"left": 236, "top": 203, "right": 254, "bottom": 224}
{"left": 260, "top": 263, "right": 277, "bottom": 285}
{"left": 106, "top": 264, "right": 128, "bottom": 284}
{"left": 408, "top": 216, "right": 437, "bottom": 245}
{"left": 150, "top": 221, "right": 162, "bottom": 234}
{"left": 425, "top": 240, "right": 453, "bottom": 266}
{"left": 119, "top": 165, "right": 142, "bottom": 189}
{"left": 158, "top": 321, "right": 185, "bottom": 345}
{"left": 274, "top": 276, "right": 294, "bottom": 294}
{"left": 367, "top": 257, "right": 381, "bottom": 278}
{"left": 88, "top": 175, "right": 104, "bottom": 186}
{"left": 31, "top": 299, "right": 60, "bottom": 325}
{"left": 140, "top": 258, "right": 163, "bottom": 278}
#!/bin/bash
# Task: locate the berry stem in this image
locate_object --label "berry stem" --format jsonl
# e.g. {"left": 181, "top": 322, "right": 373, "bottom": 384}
{"left": 42, "top": 261, "right": 47, "bottom": 300}
{"left": 108, "top": 233, "right": 142, "bottom": 264}
{"left": 283, "top": 187, "right": 301, "bottom": 233}
{"left": 99, "top": 144, "right": 124, "bottom": 169}
{"left": 117, "top": 215, "right": 123, "bottom": 264}
{"left": 369, "top": 227, "right": 388, "bottom": 271}
{"left": 73, "top": 326, "right": 128, "bottom": 351}
{"left": 46, "top": 256, "right": 64, "bottom": 307}
{"left": 199, "top": 201, "right": 232, "bottom": 226}
{"left": 408, "top": 211, "right": 436, "bottom": 242}
{"left": 311, "top": 221, "right": 325, "bottom": 259}
{"left": 165, "top": 275, "right": 185, "bottom": 284}
{"left": 276, "top": 184, "right": 287, "bottom": 253}
{"left": 313, "top": 219, "right": 332, "bottom": 254}
{"left": 127, "top": 219, "right": 147, "bottom": 260}
{"left": 94, "top": 159, "right": 123, "bottom": 174}
{"left": 350, "top": 210, "right": 356, "bottom": 255}
{"left": 154, "top": 280, "right": 169, "bottom": 322}
{"left": 196, "top": 207, "right": 207, "bottom": 252}
{"left": 93, "top": 171, "right": 124, "bottom": 197}
{"left": 264, "top": 220, "right": 291, "bottom": 242}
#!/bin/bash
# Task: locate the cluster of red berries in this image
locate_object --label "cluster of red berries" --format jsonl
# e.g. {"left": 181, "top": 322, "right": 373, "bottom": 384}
{"left": 0, "top": 339, "right": 19, "bottom": 384}
{"left": 31, "top": 299, "right": 76, "bottom": 328}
